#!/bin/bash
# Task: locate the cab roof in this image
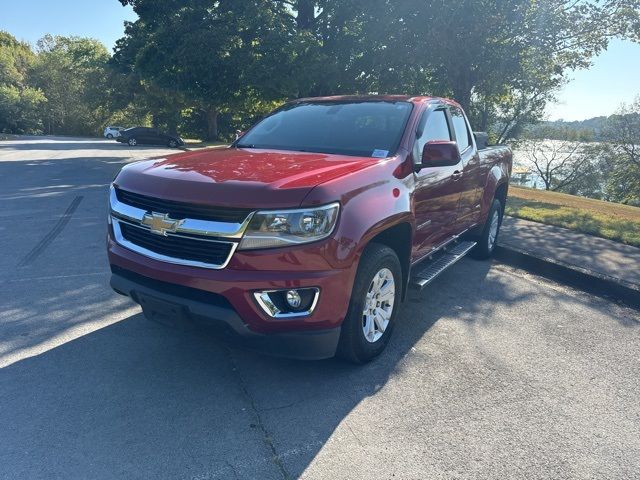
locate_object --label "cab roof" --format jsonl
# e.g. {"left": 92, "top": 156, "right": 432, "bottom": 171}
{"left": 293, "top": 94, "right": 461, "bottom": 108}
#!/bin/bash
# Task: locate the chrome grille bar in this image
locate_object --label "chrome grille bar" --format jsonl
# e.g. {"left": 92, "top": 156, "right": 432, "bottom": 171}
{"left": 110, "top": 187, "right": 254, "bottom": 239}
{"left": 109, "top": 186, "right": 253, "bottom": 269}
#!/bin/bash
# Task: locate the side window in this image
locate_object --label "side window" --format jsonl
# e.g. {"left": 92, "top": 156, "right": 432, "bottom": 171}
{"left": 450, "top": 107, "right": 471, "bottom": 152}
{"left": 417, "top": 109, "right": 451, "bottom": 155}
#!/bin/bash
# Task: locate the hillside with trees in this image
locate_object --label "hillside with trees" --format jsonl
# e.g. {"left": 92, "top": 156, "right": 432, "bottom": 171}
{"left": 513, "top": 99, "right": 640, "bottom": 204}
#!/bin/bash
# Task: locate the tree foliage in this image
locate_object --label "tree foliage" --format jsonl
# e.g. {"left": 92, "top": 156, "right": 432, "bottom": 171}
{"left": 599, "top": 97, "right": 640, "bottom": 204}
{"left": 517, "top": 139, "right": 600, "bottom": 195}
{"left": 114, "top": 0, "right": 298, "bottom": 139}
{"left": 31, "top": 35, "right": 111, "bottom": 136}
{"left": 0, "top": 31, "right": 46, "bottom": 133}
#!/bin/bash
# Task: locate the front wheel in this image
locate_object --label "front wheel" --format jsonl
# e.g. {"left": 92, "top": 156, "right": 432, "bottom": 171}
{"left": 128, "top": 138, "right": 137, "bottom": 146}
{"left": 168, "top": 139, "right": 178, "bottom": 148}
{"left": 338, "top": 243, "right": 402, "bottom": 363}
{"left": 470, "top": 199, "right": 503, "bottom": 259}
{"left": 106, "top": 133, "right": 113, "bottom": 139}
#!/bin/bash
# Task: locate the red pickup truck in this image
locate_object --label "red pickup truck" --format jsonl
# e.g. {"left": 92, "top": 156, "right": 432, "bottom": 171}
{"left": 108, "top": 95, "right": 512, "bottom": 362}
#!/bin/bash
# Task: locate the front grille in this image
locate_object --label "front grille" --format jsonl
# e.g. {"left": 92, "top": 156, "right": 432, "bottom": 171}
{"left": 115, "top": 188, "right": 253, "bottom": 223}
{"left": 119, "top": 222, "right": 234, "bottom": 266}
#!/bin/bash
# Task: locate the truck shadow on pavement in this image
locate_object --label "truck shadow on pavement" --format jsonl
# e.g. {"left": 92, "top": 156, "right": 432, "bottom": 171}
{"left": 1, "top": 260, "right": 537, "bottom": 479}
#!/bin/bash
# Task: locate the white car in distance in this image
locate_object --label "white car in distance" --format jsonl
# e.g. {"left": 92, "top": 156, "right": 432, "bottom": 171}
{"left": 104, "top": 126, "right": 124, "bottom": 139}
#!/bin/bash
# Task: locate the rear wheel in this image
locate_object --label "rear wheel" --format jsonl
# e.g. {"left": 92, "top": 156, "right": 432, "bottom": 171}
{"left": 470, "top": 198, "right": 503, "bottom": 259}
{"left": 106, "top": 133, "right": 114, "bottom": 139}
{"left": 128, "top": 138, "right": 137, "bottom": 146}
{"left": 338, "top": 243, "right": 402, "bottom": 363}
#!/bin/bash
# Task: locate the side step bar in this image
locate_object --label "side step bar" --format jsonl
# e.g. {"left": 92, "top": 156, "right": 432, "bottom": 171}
{"left": 410, "top": 241, "right": 477, "bottom": 290}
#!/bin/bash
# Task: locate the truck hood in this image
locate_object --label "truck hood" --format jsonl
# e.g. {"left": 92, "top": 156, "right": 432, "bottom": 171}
{"left": 114, "top": 147, "right": 380, "bottom": 209}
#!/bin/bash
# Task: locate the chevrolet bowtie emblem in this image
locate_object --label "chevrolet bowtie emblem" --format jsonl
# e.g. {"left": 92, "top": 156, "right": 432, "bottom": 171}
{"left": 141, "top": 212, "right": 183, "bottom": 236}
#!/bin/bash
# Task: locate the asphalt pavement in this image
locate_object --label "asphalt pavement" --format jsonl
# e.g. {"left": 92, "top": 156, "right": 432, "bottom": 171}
{"left": 1, "top": 136, "right": 639, "bottom": 480}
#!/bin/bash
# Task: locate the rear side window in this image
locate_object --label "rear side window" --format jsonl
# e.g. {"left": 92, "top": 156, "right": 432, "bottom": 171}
{"left": 417, "top": 109, "right": 451, "bottom": 155}
{"left": 450, "top": 107, "right": 471, "bottom": 151}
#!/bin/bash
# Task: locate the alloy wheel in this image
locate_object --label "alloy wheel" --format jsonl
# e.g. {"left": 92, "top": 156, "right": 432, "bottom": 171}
{"left": 362, "top": 267, "right": 395, "bottom": 343}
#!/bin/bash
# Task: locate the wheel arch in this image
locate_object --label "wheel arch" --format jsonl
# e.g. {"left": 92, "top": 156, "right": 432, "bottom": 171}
{"left": 362, "top": 221, "right": 413, "bottom": 301}
{"left": 480, "top": 165, "right": 509, "bottom": 219}
{"left": 494, "top": 181, "right": 509, "bottom": 209}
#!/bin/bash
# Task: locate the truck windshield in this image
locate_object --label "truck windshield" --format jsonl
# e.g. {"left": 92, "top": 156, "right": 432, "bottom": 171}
{"left": 236, "top": 101, "right": 413, "bottom": 158}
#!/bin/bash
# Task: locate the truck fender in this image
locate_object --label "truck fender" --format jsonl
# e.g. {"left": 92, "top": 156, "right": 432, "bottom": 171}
{"left": 480, "top": 165, "right": 509, "bottom": 220}
{"left": 355, "top": 215, "right": 414, "bottom": 300}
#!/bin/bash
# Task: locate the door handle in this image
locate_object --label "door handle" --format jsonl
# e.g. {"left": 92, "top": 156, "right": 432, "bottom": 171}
{"left": 452, "top": 170, "right": 463, "bottom": 180}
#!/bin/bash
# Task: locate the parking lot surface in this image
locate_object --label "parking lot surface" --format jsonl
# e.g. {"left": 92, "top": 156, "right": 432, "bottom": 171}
{"left": 1, "top": 136, "right": 639, "bottom": 479}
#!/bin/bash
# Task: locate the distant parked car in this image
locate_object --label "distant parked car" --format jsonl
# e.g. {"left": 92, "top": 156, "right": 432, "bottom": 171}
{"left": 104, "top": 126, "right": 124, "bottom": 139}
{"left": 116, "top": 127, "right": 184, "bottom": 148}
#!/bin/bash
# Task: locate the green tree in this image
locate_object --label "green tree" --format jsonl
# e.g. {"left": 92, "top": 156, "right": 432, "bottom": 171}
{"left": 31, "top": 34, "right": 111, "bottom": 136}
{"left": 0, "top": 31, "right": 47, "bottom": 133}
{"left": 600, "top": 97, "right": 640, "bottom": 204}
{"left": 377, "top": 0, "right": 640, "bottom": 140}
{"left": 116, "top": 0, "right": 298, "bottom": 140}
{"left": 114, "top": 0, "right": 640, "bottom": 141}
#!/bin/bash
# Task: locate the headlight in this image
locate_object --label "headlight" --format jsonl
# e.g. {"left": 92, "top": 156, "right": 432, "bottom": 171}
{"left": 238, "top": 203, "right": 340, "bottom": 250}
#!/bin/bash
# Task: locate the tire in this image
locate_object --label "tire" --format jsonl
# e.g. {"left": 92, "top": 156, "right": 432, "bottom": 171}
{"left": 337, "top": 243, "right": 402, "bottom": 364}
{"left": 470, "top": 198, "right": 503, "bottom": 260}
{"left": 128, "top": 138, "right": 137, "bottom": 146}
{"left": 168, "top": 139, "right": 178, "bottom": 148}
{"left": 106, "top": 133, "right": 113, "bottom": 139}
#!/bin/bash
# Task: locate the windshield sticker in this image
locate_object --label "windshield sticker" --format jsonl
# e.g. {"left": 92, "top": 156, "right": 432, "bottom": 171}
{"left": 372, "top": 149, "right": 389, "bottom": 158}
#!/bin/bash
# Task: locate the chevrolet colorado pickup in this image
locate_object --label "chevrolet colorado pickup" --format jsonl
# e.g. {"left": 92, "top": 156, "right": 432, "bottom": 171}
{"left": 108, "top": 95, "right": 512, "bottom": 363}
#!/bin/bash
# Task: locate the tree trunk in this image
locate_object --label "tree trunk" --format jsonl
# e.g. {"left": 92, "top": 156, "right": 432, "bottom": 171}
{"left": 452, "top": 82, "right": 472, "bottom": 114}
{"left": 206, "top": 107, "right": 219, "bottom": 141}
{"left": 479, "top": 101, "right": 489, "bottom": 132}
{"left": 296, "top": 0, "right": 315, "bottom": 30}
{"left": 166, "top": 109, "right": 179, "bottom": 134}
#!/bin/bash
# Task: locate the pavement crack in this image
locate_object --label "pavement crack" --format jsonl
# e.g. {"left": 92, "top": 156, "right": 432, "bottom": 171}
{"left": 224, "top": 347, "right": 292, "bottom": 480}
{"left": 345, "top": 421, "right": 365, "bottom": 449}
{"left": 257, "top": 399, "right": 306, "bottom": 413}
{"left": 18, "top": 195, "right": 83, "bottom": 266}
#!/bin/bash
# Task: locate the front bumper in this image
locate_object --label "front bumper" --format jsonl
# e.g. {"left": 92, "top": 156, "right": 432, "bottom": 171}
{"left": 107, "top": 214, "right": 359, "bottom": 358}
{"left": 110, "top": 266, "right": 341, "bottom": 360}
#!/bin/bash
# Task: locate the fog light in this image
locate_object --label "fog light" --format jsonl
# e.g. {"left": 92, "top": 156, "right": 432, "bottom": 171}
{"left": 286, "top": 290, "right": 302, "bottom": 308}
{"left": 253, "top": 288, "right": 320, "bottom": 318}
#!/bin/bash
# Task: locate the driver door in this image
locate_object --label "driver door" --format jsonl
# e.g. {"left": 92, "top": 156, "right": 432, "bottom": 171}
{"left": 411, "top": 106, "right": 465, "bottom": 262}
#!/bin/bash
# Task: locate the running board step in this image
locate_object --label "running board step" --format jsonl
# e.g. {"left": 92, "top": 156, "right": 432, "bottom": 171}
{"left": 410, "top": 241, "right": 477, "bottom": 290}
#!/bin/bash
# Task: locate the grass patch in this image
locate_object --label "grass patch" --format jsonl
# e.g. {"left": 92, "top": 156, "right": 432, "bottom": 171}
{"left": 0, "top": 133, "right": 18, "bottom": 140}
{"left": 182, "top": 139, "right": 228, "bottom": 150}
{"left": 506, "top": 186, "right": 640, "bottom": 247}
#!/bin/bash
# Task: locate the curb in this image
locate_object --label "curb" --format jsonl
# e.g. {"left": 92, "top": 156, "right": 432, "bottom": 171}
{"left": 494, "top": 244, "right": 640, "bottom": 310}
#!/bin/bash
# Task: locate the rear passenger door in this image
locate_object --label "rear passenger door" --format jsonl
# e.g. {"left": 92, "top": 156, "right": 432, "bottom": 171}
{"left": 411, "top": 106, "right": 465, "bottom": 261}
{"left": 450, "top": 106, "right": 483, "bottom": 230}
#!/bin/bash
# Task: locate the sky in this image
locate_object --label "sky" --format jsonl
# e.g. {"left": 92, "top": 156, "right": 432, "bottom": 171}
{"left": 546, "top": 39, "right": 640, "bottom": 121}
{"left": 0, "top": 0, "right": 137, "bottom": 51}
{"left": 1, "top": 0, "right": 639, "bottom": 122}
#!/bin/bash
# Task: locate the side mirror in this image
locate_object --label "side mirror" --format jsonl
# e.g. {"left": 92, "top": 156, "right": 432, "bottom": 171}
{"left": 235, "top": 130, "right": 245, "bottom": 141}
{"left": 419, "top": 141, "right": 461, "bottom": 168}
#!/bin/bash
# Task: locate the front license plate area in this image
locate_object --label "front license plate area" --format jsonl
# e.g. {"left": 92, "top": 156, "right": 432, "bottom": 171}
{"left": 137, "top": 292, "right": 190, "bottom": 328}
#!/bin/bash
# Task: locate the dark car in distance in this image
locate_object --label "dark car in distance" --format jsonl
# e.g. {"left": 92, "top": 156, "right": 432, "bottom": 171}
{"left": 116, "top": 127, "right": 184, "bottom": 148}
